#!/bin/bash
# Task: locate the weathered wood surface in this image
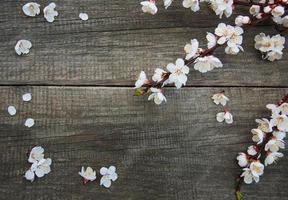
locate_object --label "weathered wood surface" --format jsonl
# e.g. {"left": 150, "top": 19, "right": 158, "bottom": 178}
{"left": 0, "top": 0, "right": 288, "bottom": 200}
{"left": 0, "top": 0, "right": 287, "bottom": 86}
{"left": 0, "top": 87, "right": 287, "bottom": 200}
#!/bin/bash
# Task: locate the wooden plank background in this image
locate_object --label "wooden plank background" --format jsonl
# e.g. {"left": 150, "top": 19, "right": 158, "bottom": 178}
{"left": 0, "top": 1, "right": 287, "bottom": 200}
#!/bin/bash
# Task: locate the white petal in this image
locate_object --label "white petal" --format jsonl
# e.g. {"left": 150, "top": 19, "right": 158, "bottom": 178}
{"left": 216, "top": 112, "right": 225, "bottom": 122}
{"left": 100, "top": 167, "right": 108, "bottom": 175}
{"left": 79, "top": 13, "right": 89, "bottom": 21}
{"left": 22, "top": 93, "right": 32, "bottom": 102}
{"left": 8, "top": 106, "right": 17, "bottom": 116}
{"left": 25, "top": 118, "right": 35, "bottom": 128}
{"left": 25, "top": 169, "right": 35, "bottom": 182}
{"left": 35, "top": 168, "right": 45, "bottom": 178}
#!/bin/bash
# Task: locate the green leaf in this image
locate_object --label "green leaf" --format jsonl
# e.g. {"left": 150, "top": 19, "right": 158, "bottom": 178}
{"left": 134, "top": 89, "right": 143, "bottom": 96}
{"left": 236, "top": 191, "right": 243, "bottom": 200}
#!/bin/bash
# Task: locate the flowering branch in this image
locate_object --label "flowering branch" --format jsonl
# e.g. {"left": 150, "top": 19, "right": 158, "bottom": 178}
{"left": 235, "top": 94, "right": 288, "bottom": 199}
{"left": 136, "top": 0, "right": 287, "bottom": 105}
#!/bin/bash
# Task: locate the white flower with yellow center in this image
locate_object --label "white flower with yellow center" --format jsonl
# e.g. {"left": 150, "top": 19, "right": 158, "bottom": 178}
{"left": 194, "top": 55, "right": 223, "bottom": 73}
{"left": 251, "top": 128, "right": 264, "bottom": 144}
{"left": 270, "top": 114, "right": 288, "bottom": 132}
{"left": 265, "top": 138, "right": 285, "bottom": 152}
{"left": 265, "top": 152, "right": 283, "bottom": 166}
{"left": 79, "top": 166, "right": 97, "bottom": 184}
{"left": 25, "top": 158, "right": 52, "bottom": 182}
{"left": 167, "top": 58, "right": 189, "bottom": 89}
{"left": 255, "top": 118, "right": 272, "bottom": 133}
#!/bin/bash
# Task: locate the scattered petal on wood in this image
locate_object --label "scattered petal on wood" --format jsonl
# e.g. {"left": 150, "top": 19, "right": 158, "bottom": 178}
{"left": 25, "top": 118, "right": 35, "bottom": 128}
{"left": 22, "top": 2, "right": 41, "bottom": 17}
{"left": 15, "top": 40, "right": 32, "bottom": 55}
{"left": 44, "top": 3, "right": 58, "bottom": 23}
{"left": 8, "top": 106, "right": 17, "bottom": 116}
{"left": 22, "top": 93, "right": 32, "bottom": 102}
{"left": 79, "top": 13, "right": 89, "bottom": 21}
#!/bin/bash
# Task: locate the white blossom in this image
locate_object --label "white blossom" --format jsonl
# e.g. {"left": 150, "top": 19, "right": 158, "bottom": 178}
{"left": 184, "top": 39, "right": 199, "bottom": 60}
{"left": 141, "top": 1, "right": 158, "bottom": 15}
{"left": 210, "top": 0, "right": 233, "bottom": 18}
{"left": 79, "top": 167, "right": 97, "bottom": 182}
{"left": 270, "top": 114, "right": 288, "bottom": 132}
{"left": 152, "top": 68, "right": 167, "bottom": 83}
{"left": 22, "top": 93, "right": 32, "bottom": 102}
{"left": 247, "top": 145, "right": 258, "bottom": 156}
{"left": 241, "top": 168, "right": 259, "bottom": 184}
{"left": 265, "top": 152, "right": 284, "bottom": 166}
{"left": 135, "top": 71, "right": 148, "bottom": 88}
{"left": 272, "top": 131, "right": 286, "bottom": 140}
{"left": 44, "top": 3, "right": 58, "bottom": 23}
{"left": 182, "top": 0, "right": 200, "bottom": 12}
{"left": 164, "top": 0, "right": 173, "bottom": 9}
{"left": 211, "top": 92, "right": 229, "bottom": 106}
{"left": 206, "top": 32, "right": 217, "bottom": 49}
{"left": 216, "top": 111, "right": 233, "bottom": 124}
{"left": 7, "top": 106, "right": 17, "bottom": 116}
{"left": 28, "top": 146, "right": 44, "bottom": 163}
{"left": 25, "top": 158, "right": 52, "bottom": 182}
{"left": 25, "top": 118, "right": 35, "bottom": 128}
{"left": 265, "top": 138, "right": 285, "bottom": 152}
{"left": 100, "top": 166, "right": 118, "bottom": 188}
{"left": 148, "top": 88, "right": 167, "bottom": 105}
{"left": 249, "top": 5, "right": 260, "bottom": 16}
{"left": 251, "top": 128, "right": 264, "bottom": 144}
{"left": 235, "top": 15, "right": 250, "bottom": 26}
{"left": 167, "top": 58, "right": 189, "bottom": 88}
{"left": 79, "top": 13, "right": 89, "bottom": 21}
{"left": 254, "top": 33, "right": 285, "bottom": 61}
{"left": 22, "top": 2, "right": 41, "bottom": 17}
{"left": 194, "top": 55, "right": 223, "bottom": 73}
{"left": 271, "top": 6, "right": 285, "bottom": 17}
{"left": 255, "top": 118, "right": 272, "bottom": 133}
{"left": 278, "top": 102, "right": 288, "bottom": 115}
{"left": 215, "top": 23, "right": 244, "bottom": 55}
{"left": 237, "top": 153, "right": 249, "bottom": 167}
{"left": 250, "top": 161, "right": 264, "bottom": 178}
{"left": 15, "top": 40, "right": 32, "bottom": 55}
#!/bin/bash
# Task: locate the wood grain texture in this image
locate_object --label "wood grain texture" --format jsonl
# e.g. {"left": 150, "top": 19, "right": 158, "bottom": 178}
{"left": 0, "top": 0, "right": 287, "bottom": 86}
{"left": 0, "top": 87, "right": 287, "bottom": 200}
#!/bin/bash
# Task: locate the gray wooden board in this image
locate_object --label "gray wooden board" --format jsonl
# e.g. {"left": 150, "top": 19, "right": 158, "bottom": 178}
{"left": 0, "top": 0, "right": 287, "bottom": 86}
{"left": 0, "top": 87, "right": 287, "bottom": 200}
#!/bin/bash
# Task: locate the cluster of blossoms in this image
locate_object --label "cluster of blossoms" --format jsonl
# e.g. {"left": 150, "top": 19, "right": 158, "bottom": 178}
{"left": 25, "top": 146, "right": 52, "bottom": 182}
{"left": 212, "top": 92, "right": 234, "bottom": 124}
{"left": 134, "top": 23, "right": 243, "bottom": 105}
{"left": 79, "top": 166, "right": 118, "bottom": 188}
{"left": 235, "top": 95, "right": 288, "bottom": 198}
{"left": 137, "top": 0, "right": 288, "bottom": 105}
